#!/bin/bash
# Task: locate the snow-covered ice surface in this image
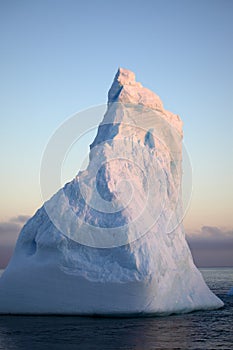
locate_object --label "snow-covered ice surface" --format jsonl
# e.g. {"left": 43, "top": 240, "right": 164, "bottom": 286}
{"left": 0, "top": 68, "right": 223, "bottom": 315}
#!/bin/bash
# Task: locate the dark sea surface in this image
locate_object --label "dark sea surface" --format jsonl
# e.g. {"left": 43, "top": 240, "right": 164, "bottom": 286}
{"left": 0, "top": 268, "right": 232, "bottom": 350}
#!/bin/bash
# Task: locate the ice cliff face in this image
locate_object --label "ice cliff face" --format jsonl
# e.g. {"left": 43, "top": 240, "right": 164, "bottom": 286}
{"left": 0, "top": 68, "right": 223, "bottom": 315}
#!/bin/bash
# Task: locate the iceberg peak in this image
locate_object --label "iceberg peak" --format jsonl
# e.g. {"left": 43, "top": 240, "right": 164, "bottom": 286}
{"left": 115, "top": 67, "right": 137, "bottom": 86}
{"left": 107, "top": 68, "right": 182, "bottom": 135}
{"left": 108, "top": 67, "right": 163, "bottom": 110}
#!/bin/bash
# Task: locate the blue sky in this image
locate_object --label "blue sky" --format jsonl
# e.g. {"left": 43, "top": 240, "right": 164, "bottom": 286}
{"left": 0, "top": 0, "right": 233, "bottom": 266}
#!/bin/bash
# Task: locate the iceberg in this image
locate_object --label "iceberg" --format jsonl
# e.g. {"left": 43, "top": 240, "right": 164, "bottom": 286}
{"left": 0, "top": 68, "right": 223, "bottom": 315}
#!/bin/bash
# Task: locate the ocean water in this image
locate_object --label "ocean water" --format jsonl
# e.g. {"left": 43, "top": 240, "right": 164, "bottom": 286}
{"left": 0, "top": 268, "right": 232, "bottom": 350}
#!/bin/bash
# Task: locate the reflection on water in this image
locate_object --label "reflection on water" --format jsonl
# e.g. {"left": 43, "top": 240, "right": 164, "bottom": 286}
{"left": 0, "top": 268, "right": 232, "bottom": 350}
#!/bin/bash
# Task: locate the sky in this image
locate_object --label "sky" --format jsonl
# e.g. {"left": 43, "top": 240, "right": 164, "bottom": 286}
{"left": 0, "top": 0, "right": 233, "bottom": 268}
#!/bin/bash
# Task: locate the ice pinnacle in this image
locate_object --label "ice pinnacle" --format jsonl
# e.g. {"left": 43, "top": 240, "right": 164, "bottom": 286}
{"left": 0, "top": 68, "right": 223, "bottom": 315}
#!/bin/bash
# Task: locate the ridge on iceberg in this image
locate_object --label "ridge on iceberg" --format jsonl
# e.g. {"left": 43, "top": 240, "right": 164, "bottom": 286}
{"left": 0, "top": 68, "right": 223, "bottom": 315}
